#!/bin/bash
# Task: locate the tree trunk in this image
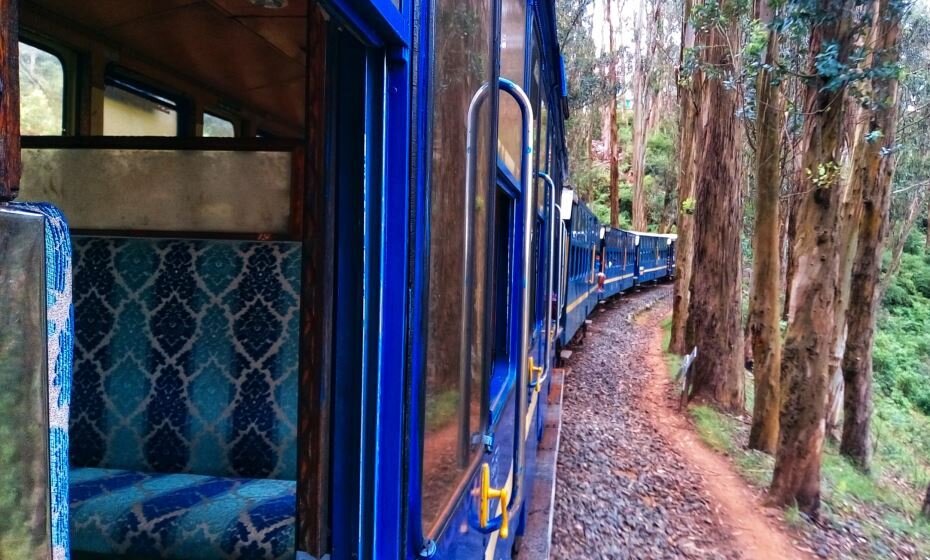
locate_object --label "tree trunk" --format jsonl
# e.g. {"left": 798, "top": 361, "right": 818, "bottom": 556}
{"left": 824, "top": 365, "right": 844, "bottom": 441}
{"left": 669, "top": 0, "right": 697, "bottom": 356}
{"left": 882, "top": 189, "right": 927, "bottom": 294}
{"left": 631, "top": 3, "right": 648, "bottom": 231}
{"left": 769, "top": 0, "right": 857, "bottom": 519}
{"left": 782, "top": 189, "right": 801, "bottom": 321}
{"left": 926, "top": 196, "right": 929, "bottom": 251}
{"left": 748, "top": 0, "right": 784, "bottom": 454}
{"left": 631, "top": 2, "right": 661, "bottom": 231}
{"left": 685, "top": 0, "right": 745, "bottom": 412}
{"left": 840, "top": 0, "right": 903, "bottom": 470}
{"left": 922, "top": 484, "right": 930, "bottom": 519}
{"left": 607, "top": 0, "right": 620, "bottom": 228}
{"left": 0, "top": 0, "right": 21, "bottom": 202}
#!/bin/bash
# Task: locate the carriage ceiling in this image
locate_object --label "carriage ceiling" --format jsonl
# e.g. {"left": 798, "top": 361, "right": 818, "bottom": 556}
{"left": 23, "top": 0, "right": 309, "bottom": 131}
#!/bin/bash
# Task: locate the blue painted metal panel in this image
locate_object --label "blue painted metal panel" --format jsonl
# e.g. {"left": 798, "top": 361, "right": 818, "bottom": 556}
{"left": 320, "top": 0, "right": 410, "bottom": 46}
{"left": 372, "top": 43, "right": 413, "bottom": 559}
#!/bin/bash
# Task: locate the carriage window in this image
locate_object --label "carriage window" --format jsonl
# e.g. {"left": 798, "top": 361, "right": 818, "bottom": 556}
{"left": 19, "top": 42, "right": 65, "bottom": 136}
{"left": 19, "top": 148, "right": 294, "bottom": 233}
{"left": 498, "top": 0, "right": 526, "bottom": 180}
{"left": 421, "top": 0, "right": 494, "bottom": 535}
{"left": 103, "top": 79, "right": 179, "bottom": 136}
{"left": 538, "top": 101, "right": 549, "bottom": 175}
{"left": 203, "top": 113, "right": 236, "bottom": 138}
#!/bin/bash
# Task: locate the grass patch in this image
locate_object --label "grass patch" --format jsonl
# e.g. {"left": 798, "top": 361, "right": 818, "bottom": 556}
{"left": 784, "top": 505, "right": 804, "bottom": 528}
{"left": 690, "top": 405, "right": 737, "bottom": 454}
{"left": 660, "top": 315, "right": 683, "bottom": 380}
{"left": 425, "top": 389, "right": 459, "bottom": 431}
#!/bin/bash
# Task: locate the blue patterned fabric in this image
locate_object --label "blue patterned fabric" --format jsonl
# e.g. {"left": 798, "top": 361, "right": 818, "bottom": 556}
{"left": 11, "top": 203, "right": 75, "bottom": 560}
{"left": 70, "top": 237, "right": 301, "bottom": 480}
{"left": 70, "top": 467, "right": 295, "bottom": 559}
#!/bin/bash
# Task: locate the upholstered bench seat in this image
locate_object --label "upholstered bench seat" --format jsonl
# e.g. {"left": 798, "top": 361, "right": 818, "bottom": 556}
{"left": 69, "top": 237, "right": 302, "bottom": 559}
{"left": 70, "top": 467, "right": 295, "bottom": 559}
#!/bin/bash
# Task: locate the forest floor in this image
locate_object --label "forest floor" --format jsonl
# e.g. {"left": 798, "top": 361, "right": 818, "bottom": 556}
{"left": 550, "top": 286, "right": 811, "bottom": 559}
{"left": 550, "top": 284, "right": 927, "bottom": 559}
{"left": 660, "top": 319, "right": 930, "bottom": 559}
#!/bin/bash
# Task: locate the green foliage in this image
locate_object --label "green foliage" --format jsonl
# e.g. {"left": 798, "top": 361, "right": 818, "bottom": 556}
{"left": 875, "top": 234, "right": 930, "bottom": 415}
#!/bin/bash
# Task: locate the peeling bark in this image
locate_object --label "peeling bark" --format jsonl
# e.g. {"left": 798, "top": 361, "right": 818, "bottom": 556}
{"left": 840, "top": 0, "right": 903, "bottom": 471}
{"left": 608, "top": 0, "right": 620, "bottom": 228}
{"left": 769, "top": 0, "right": 857, "bottom": 518}
{"left": 747, "top": 0, "right": 784, "bottom": 454}
{"left": 686, "top": 0, "right": 745, "bottom": 412}
{"left": 669, "top": 0, "right": 697, "bottom": 356}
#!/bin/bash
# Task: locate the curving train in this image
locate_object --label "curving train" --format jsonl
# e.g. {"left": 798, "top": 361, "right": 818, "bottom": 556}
{"left": 557, "top": 199, "right": 677, "bottom": 354}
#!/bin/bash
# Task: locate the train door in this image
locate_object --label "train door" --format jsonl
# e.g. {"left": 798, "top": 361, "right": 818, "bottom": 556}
{"left": 411, "top": 0, "right": 538, "bottom": 555}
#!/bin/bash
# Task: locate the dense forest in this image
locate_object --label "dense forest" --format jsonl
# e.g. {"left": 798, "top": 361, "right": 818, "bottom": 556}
{"left": 557, "top": 0, "right": 930, "bottom": 549}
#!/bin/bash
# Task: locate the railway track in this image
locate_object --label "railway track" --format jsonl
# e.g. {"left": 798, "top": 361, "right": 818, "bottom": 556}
{"left": 551, "top": 285, "right": 741, "bottom": 559}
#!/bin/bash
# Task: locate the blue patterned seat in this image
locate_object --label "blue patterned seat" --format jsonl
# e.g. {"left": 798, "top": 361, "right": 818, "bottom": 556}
{"left": 70, "top": 468, "right": 295, "bottom": 560}
{"left": 69, "top": 237, "right": 301, "bottom": 559}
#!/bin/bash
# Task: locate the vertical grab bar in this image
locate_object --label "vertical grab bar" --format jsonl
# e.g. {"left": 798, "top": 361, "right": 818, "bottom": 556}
{"left": 499, "top": 77, "right": 534, "bottom": 527}
{"left": 461, "top": 83, "right": 494, "bottom": 458}
{"left": 538, "top": 172, "right": 557, "bottom": 389}
{"left": 463, "top": 78, "right": 534, "bottom": 535}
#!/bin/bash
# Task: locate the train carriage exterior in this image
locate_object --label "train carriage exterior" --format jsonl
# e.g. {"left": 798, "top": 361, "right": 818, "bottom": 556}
{"left": 558, "top": 199, "right": 599, "bottom": 348}
{"left": 599, "top": 227, "right": 636, "bottom": 299}
{"left": 633, "top": 232, "right": 677, "bottom": 284}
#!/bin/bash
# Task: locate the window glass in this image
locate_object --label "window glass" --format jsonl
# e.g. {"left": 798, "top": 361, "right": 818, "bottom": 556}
{"left": 203, "top": 113, "right": 236, "bottom": 138}
{"left": 538, "top": 101, "right": 549, "bottom": 175}
{"left": 20, "top": 148, "right": 293, "bottom": 234}
{"left": 19, "top": 43, "right": 64, "bottom": 136}
{"left": 421, "top": 0, "right": 494, "bottom": 534}
{"left": 103, "top": 81, "right": 178, "bottom": 136}
{"left": 497, "top": 0, "right": 526, "bottom": 180}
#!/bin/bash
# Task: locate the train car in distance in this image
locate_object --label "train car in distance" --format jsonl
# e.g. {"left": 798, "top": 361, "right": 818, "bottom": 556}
{"left": 631, "top": 231, "right": 678, "bottom": 284}
{"left": 599, "top": 226, "right": 637, "bottom": 300}
{"left": 559, "top": 197, "right": 601, "bottom": 349}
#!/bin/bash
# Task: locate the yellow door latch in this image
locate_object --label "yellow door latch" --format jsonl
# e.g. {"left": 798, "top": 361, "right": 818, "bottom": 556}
{"left": 478, "top": 463, "right": 509, "bottom": 539}
{"left": 529, "top": 357, "right": 544, "bottom": 392}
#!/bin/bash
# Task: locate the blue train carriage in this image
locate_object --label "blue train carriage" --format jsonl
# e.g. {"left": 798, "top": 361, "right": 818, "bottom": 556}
{"left": 558, "top": 198, "right": 601, "bottom": 348}
{"left": 0, "top": 0, "right": 572, "bottom": 559}
{"left": 632, "top": 231, "right": 678, "bottom": 284}
{"left": 415, "top": 0, "right": 572, "bottom": 557}
{"left": 599, "top": 227, "right": 637, "bottom": 299}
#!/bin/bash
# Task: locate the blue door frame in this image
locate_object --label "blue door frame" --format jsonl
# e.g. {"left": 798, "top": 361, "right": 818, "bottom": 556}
{"left": 316, "top": 1, "right": 411, "bottom": 558}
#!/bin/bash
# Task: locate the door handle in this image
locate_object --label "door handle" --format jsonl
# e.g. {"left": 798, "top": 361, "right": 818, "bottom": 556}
{"left": 477, "top": 463, "right": 510, "bottom": 539}
{"left": 528, "top": 356, "right": 545, "bottom": 392}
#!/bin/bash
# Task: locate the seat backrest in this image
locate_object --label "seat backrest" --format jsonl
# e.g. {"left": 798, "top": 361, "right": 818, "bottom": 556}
{"left": 70, "top": 237, "right": 300, "bottom": 480}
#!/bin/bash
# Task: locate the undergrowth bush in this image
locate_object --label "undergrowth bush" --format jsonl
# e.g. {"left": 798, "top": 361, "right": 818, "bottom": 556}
{"left": 875, "top": 231, "right": 930, "bottom": 415}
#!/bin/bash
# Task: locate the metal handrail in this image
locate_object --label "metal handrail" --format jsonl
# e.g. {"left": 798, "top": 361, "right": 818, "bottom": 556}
{"left": 461, "top": 82, "right": 494, "bottom": 459}
{"left": 499, "top": 77, "right": 534, "bottom": 528}
{"left": 537, "top": 171, "right": 557, "bottom": 390}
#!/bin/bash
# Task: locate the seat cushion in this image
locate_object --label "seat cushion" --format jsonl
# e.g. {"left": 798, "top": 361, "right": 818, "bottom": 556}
{"left": 70, "top": 467, "right": 295, "bottom": 560}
